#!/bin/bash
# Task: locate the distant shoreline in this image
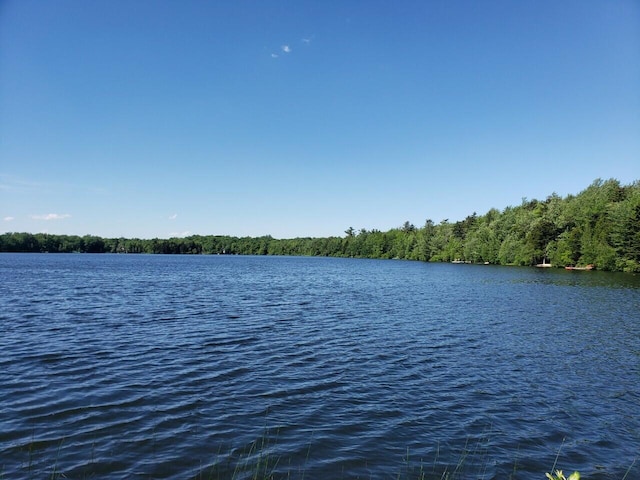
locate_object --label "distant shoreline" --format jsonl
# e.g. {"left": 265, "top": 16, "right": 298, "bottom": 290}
{"left": 2, "top": 178, "right": 639, "bottom": 272}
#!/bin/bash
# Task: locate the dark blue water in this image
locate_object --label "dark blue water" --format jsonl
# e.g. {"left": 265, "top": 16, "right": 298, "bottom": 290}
{"left": 1, "top": 254, "right": 638, "bottom": 479}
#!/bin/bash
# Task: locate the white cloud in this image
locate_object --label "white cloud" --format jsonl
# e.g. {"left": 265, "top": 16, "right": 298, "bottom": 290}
{"left": 302, "top": 37, "right": 311, "bottom": 44}
{"left": 31, "top": 213, "right": 71, "bottom": 221}
{"left": 281, "top": 45, "right": 291, "bottom": 53}
{"left": 0, "top": 174, "right": 45, "bottom": 192}
{"left": 169, "top": 213, "right": 178, "bottom": 220}
{"left": 271, "top": 53, "right": 279, "bottom": 58}
{"left": 3, "top": 216, "right": 14, "bottom": 221}
{"left": 0, "top": 174, "right": 105, "bottom": 195}
{"left": 170, "top": 231, "right": 191, "bottom": 238}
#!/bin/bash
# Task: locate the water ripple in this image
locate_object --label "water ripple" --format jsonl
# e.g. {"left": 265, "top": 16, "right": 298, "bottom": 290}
{"left": 1, "top": 255, "right": 638, "bottom": 479}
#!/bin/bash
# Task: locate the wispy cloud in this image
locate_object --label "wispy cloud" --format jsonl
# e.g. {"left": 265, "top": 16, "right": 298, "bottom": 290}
{"left": 0, "top": 174, "right": 46, "bottom": 193}
{"left": 31, "top": 213, "right": 71, "bottom": 221}
{"left": 272, "top": 38, "right": 313, "bottom": 59}
{"left": 170, "top": 231, "right": 191, "bottom": 238}
{"left": 3, "top": 216, "right": 14, "bottom": 222}
{"left": 169, "top": 213, "right": 178, "bottom": 220}
{"left": 0, "top": 174, "right": 107, "bottom": 195}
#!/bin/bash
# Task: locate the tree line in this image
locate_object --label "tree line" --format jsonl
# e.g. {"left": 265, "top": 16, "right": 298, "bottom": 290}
{"left": 2, "top": 178, "right": 639, "bottom": 272}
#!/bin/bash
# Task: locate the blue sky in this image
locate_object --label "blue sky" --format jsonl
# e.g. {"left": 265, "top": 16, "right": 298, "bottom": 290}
{"left": 1, "top": 0, "right": 638, "bottom": 239}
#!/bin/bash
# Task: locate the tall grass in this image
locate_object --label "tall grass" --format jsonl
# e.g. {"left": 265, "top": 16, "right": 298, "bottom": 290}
{"left": 6, "top": 433, "right": 637, "bottom": 480}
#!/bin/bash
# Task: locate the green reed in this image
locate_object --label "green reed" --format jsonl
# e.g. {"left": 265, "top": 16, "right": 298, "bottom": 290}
{"left": 7, "top": 432, "right": 637, "bottom": 480}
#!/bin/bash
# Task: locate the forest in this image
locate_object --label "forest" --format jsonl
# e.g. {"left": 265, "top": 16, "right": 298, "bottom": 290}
{"left": 2, "top": 178, "right": 639, "bottom": 272}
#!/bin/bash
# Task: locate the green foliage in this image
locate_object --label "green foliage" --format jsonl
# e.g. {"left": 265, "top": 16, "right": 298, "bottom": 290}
{"left": 545, "top": 470, "right": 580, "bottom": 480}
{"left": 1, "top": 179, "right": 638, "bottom": 272}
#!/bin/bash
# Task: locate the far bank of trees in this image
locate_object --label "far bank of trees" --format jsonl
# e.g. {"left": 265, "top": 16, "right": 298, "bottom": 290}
{"left": 1, "top": 178, "right": 639, "bottom": 272}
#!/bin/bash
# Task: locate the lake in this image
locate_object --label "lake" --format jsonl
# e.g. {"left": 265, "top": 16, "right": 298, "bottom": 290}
{"left": 1, "top": 254, "right": 638, "bottom": 479}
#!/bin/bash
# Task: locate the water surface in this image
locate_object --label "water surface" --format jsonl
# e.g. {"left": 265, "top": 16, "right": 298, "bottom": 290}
{"left": 1, "top": 254, "right": 638, "bottom": 479}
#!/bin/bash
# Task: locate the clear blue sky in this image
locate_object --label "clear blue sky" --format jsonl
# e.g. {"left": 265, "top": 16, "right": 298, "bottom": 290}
{"left": 1, "top": 0, "right": 638, "bottom": 239}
